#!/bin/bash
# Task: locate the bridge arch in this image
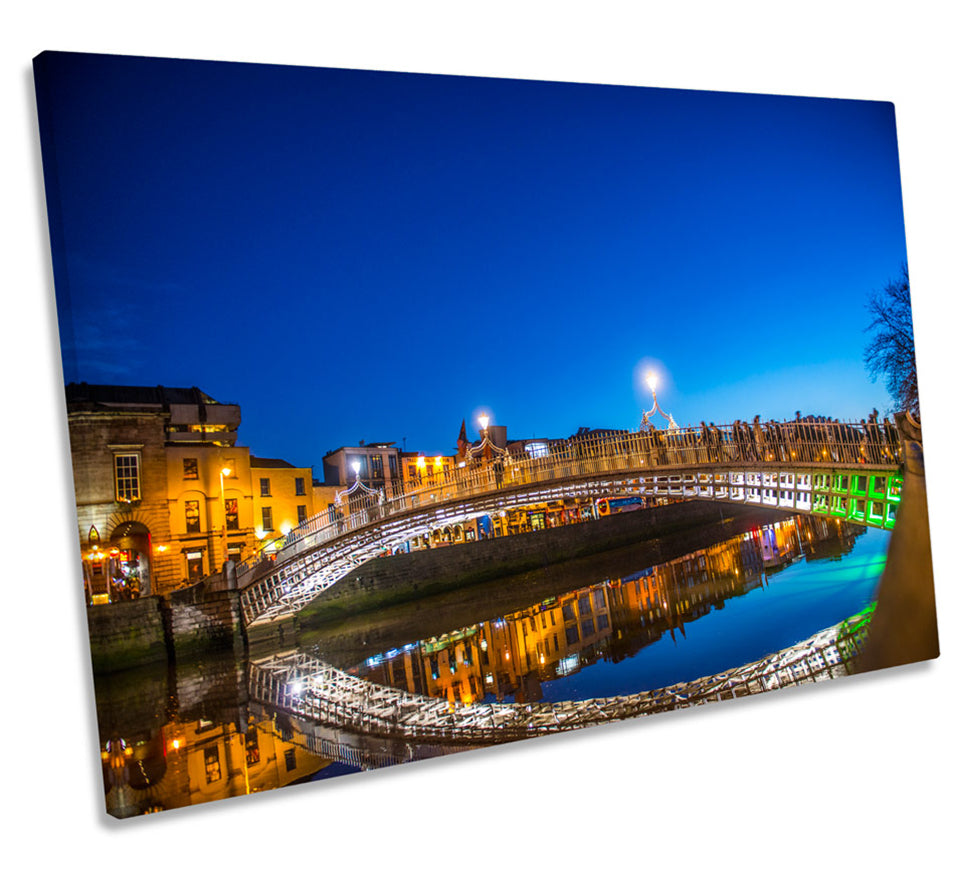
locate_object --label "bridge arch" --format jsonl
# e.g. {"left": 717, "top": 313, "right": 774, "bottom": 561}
{"left": 236, "top": 419, "right": 904, "bottom": 627}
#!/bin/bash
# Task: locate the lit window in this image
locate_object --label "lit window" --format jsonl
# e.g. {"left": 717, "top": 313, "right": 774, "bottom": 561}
{"left": 185, "top": 500, "right": 201, "bottom": 533}
{"left": 204, "top": 746, "right": 221, "bottom": 783}
{"left": 186, "top": 550, "right": 204, "bottom": 580}
{"left": 225, "top": 498, "right": 239, "bottom": 530}
{"left": 245, "top": 730, "right": 260, "bottom": 766}
{"left": 183, "top": 458, "right": 198, "bottom": 480}
{"left": 114, "top": 454, "right": 141, "bottom": 502}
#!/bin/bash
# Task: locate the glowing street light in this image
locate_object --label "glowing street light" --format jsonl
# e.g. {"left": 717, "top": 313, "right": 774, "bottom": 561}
{"left": 640, "top": 368, "right": 679, "bottom": 431}
{"left": 478, "top": 413, "right": 490, "bottom": 434}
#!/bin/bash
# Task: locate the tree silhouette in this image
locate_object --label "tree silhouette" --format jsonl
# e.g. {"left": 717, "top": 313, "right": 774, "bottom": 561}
{"left": 864, "top": 264, "right": 919, "bottom": 416}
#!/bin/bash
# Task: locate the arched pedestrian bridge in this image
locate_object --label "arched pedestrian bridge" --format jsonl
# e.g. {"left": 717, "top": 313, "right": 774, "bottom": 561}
{"left": 237, "top": 419, "right": 904, "bottom": 628}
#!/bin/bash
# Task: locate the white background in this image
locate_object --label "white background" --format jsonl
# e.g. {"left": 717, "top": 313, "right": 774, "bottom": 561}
{"left": 2, "top": 3, "right": 951, "bottom": 874}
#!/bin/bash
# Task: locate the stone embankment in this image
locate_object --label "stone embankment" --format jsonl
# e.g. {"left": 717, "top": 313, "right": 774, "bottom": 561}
{"left": 87, "top": 581, "right": 244, "bottom": 674}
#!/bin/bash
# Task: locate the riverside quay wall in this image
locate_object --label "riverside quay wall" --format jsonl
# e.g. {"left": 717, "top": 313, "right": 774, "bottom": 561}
{"left": 88, "top": 500, "right": 784, "bottom": 672}
{"left": 295, "top": 499, "right": 783, "bottom": 626}
{"left": 87, "top": 583, "right": 244, "bottom": 674}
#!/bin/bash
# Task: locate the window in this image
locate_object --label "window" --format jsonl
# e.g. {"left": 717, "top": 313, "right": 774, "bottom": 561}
{"left": 204, "top": 746, "right": 221, "bottom": 783}
{"left": 370, "top": 454, "right": 384, "bottom": 479}
{"left": 297, "top": 505, "right": 307, "bottom": 524}
{"left": 245, "top": 729, "right": 260, "bottom": 766}
{"left": 184, "top": 500, "right": 201, "bottom": 533}
{"left": 183, "top": 458, "right": 198, "bottom": 480}
{"left": 186, "top": 550, "right": 204, "bottom": 579}
{"left": 114, "top": 453, "right": 141, "bottom": 502}
{"left": 295, "top": 477, "right": 306, "bottom": 496}
{"left": 284, "top": 749, "right": 296, "bottom": 772}
{"left": 260, "top": 478, "right": 271, "bottom": 497}
{"left": 261, "top": 507, "right": 273, "bottom": 531}
{"left": 388, "top": 455, "right": 398, "bottom": 478}
{"left": 225, "top": 498, "right": 239, "bottom": 530}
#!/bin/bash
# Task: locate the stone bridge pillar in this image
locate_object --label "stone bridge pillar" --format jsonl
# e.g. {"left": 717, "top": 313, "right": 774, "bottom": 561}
{"left": 857, "top": 412, "right": 940, "bottom": 672}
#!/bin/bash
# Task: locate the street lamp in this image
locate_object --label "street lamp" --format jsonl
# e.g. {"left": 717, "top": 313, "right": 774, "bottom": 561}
{"left": 640, "top": 369, "right": 679, "bottom": 431}
{"left": 465, "top": 410, "right": 507, "bottom": 462}
{"left": 220, "top": 466, "right": 231, "bottom": 571}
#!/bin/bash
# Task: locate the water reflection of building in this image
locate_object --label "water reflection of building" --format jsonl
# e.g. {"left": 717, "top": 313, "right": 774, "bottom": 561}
{"left": 355, "top": 516, "right": 865, "bottom": 704}
{"left": 101, "top": 712, "right": 332, "bottom": 818}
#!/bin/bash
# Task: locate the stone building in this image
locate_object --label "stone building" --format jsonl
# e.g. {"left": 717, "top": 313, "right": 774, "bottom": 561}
{"left": 66, "top": 383, "right": 313, "bottom": 601}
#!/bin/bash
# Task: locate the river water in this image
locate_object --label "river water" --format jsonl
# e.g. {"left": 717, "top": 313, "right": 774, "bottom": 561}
{"left": 96, "top": 514, "right": 888, "bottom": 818}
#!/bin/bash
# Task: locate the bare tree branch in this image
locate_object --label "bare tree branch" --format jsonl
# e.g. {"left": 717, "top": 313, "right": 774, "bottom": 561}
{"left": 864, "top": 263, "right": 918, "bottom": 415}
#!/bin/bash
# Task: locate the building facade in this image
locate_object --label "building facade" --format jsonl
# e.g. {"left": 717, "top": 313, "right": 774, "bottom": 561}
{"left": 67, "top": 383, "right": 314, "bottom": 601}
{"left": 249, "top": 457, "right": 315, "bottom": 541}
{"left": 322, "top": 441, "right": 402, "bottom": 498}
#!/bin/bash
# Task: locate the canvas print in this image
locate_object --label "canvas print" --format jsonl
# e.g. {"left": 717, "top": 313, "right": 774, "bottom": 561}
{"left": 33, "top": 51, "right": 939, "bottom": 819}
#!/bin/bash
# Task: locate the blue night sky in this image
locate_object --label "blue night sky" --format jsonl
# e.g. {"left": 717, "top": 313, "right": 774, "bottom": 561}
{"left": 34, "top": 51, "right": 908, "bottom": 471}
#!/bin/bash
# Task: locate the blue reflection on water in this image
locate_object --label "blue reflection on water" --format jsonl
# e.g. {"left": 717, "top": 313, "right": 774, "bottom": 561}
{"left": 539, "top": 528, "right": 889, "bottom": 701}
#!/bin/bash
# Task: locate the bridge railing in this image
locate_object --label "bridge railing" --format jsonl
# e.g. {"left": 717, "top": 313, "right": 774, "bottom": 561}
{"left": 234, "top": 418, "right": 901, "bottom": 580}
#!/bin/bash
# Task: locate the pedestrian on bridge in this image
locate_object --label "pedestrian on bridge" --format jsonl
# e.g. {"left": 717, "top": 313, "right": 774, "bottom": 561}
{"left": 753, "top": 415, "right": 766, "bottom": 461}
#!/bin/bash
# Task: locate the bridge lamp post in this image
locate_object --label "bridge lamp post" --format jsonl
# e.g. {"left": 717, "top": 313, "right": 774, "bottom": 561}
{"left": 640, "top": 370, "right": 679, "bottom": 431}
{"left": 219, "top": 466, "right": 231, "bottom": 572}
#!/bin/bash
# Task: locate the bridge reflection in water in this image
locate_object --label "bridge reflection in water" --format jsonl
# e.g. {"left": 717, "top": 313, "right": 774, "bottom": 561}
{"left": 98, "top": 514, "right": 886, "bottom": 816}
{"left": 250, "top": 515, "right": 884, "bottom": 744}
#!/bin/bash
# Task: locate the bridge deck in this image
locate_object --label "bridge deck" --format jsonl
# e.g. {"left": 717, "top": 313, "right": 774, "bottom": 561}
{"left": 237, "top": 420, "right": 903, "bottom": 625}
